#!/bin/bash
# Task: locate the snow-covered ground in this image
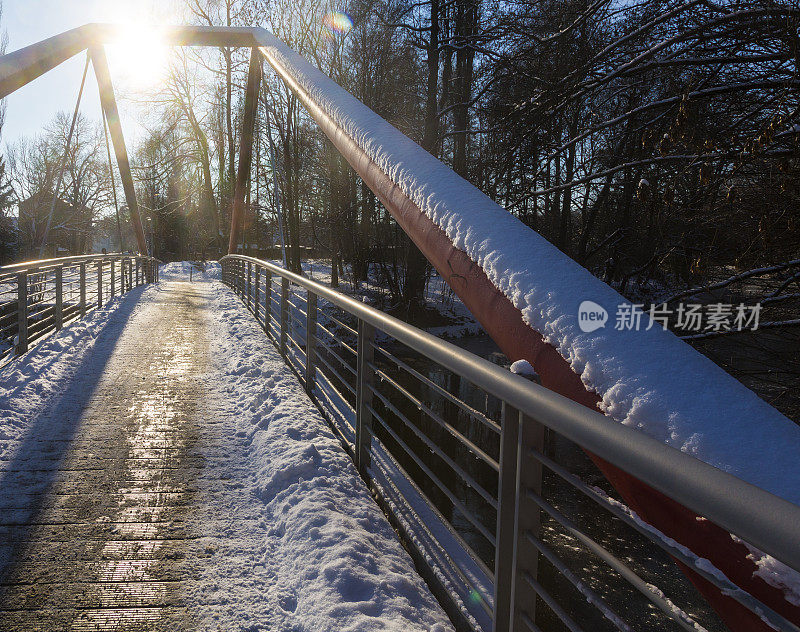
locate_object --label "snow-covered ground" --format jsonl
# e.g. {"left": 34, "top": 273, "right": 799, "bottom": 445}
{"left": 185, "top": 262, "right": 453, "bottom": 631}
{"left": 271, "top": 259, "right": 482, "bottom": 339}
{"left": 0, "top": 262, "right": 454, "bottom": 631}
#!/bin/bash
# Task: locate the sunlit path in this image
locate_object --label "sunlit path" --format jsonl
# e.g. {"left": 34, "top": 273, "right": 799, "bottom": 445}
{"left": 0, "top": 282, "right": 209, "bottom": 630}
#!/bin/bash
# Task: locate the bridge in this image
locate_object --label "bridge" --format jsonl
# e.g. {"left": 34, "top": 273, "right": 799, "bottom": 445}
{"left": 1, "top": 25, "right": 799, "bottom": 632}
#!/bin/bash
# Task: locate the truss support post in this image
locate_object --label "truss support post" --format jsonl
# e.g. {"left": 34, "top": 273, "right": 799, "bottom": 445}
{"left": 227, "top": 48, "right": 261, "bottom": 255}
{"left": 89, "top": 46, "right": 148, "bottom": 256}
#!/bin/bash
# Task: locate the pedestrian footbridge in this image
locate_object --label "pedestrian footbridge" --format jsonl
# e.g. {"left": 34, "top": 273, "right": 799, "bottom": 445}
{"left": 1, "top": 23, "right": 799, "bottom": 632}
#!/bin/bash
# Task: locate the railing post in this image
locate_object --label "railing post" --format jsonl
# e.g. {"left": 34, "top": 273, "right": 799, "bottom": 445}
{"left": 355, "top": 319, "right": 376, "bottom": 475}
{"left": 97, "top": 261, "right": 103, "bottom": 307}
{"left": 135, "top": 259, "right": 140, "bottom": 286}
{"left": 264, "top": 270, "right": 272, "bottom": 337}
{"left": 254, "top": 266, "right": 260, "bottom": 322}
{"left": 494, "top": 402, "right": 520, "bottom": 632}
{"left": 280, "top": 276, "right": 289, "bottom": 356}
{"left": 110, "top": 259, "right": 115, "bottom": 298}
{"left": 16, "top": 271, "right": 27, "bottom": 354}
{"left": 494, "top": 403, "right": 543, "bottom": 632}
{"left": 305, "top": 291, "right": 317, "bottom": 394}
{"left": 246, "top": 261, "right": 252, "bottom": 311}
{"left": 55, "top": 266, "right": 63, "bottom": 331}
{"left": 514, "top": 414, "right": 544, "bottom": 630}
{"left": 79, "top": 262, "right": 86, "bottom": 317}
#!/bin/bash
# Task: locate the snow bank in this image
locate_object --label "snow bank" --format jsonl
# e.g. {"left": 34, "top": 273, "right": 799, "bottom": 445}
{"left": 197, "top": 277, "right": 454, "bottom": 631}
{"left": 257, "top": 31, "right": 800, "bottom": 507}
{"left": 159, "top": 261, "right": 220, "bottom": 282}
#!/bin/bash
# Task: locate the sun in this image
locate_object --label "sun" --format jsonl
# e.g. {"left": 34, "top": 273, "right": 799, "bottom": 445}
{"left": 105, "top": 24, "right": 170, "bottom": 90}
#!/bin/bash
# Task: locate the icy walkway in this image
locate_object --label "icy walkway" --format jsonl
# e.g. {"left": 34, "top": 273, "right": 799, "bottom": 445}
{"left": 0, "top": 267, "right": 452, "bottom": 632}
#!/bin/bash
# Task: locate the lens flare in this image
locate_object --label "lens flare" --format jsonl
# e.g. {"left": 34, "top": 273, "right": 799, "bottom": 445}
{"left": 322, "top": 11, "right": 353, "bottom": 39}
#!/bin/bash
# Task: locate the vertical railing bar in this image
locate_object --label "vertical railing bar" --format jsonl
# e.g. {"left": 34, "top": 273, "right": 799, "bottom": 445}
{"left": 97, "top": 261, "right": 103, "bottom": 307}
{"left": 264, "top": 269, "right": 272, "bottom": 337}
{"left": 16, "top": 271, "right": 27, "bottom": 354}
{"left": 79, "top": 262, "right": 86, "bottom": 316}
{"left": 355, "top": 318, "right": 375, "bottom": 476}
{"left": 280, "top": 276, "right": 289, "bottom": 356}
{"left": 513, "top": 413, "right": 545, "bottom": 629}
{"left": 55, "top": 266, "right": 63, "bottom": 331}
{"left": 246, "top": 261, "right": 252, "bottom": 310}
{"left": 305, "top": 291, "right": 317, "bottom": 394}
{"left": 254, "top": 265, "right": 260, "bottom": 322}
{"left": 494, "top": 401, "right": 521, "bottom": 632}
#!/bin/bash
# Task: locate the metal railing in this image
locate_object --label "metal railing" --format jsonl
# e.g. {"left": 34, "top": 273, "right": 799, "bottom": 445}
{"left": 0, "top": 254, "right": 159, "bottom": 367}
{"left": 221, "top": 255, "right": 800, "bottom": 632}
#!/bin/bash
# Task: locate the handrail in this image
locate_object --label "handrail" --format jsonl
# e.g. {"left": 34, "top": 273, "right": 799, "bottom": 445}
{"left": 222, "top": 253, "right": 800, "bottom": 632}
{"left": 0, "top": 252, "right": 139, "bottom": 273}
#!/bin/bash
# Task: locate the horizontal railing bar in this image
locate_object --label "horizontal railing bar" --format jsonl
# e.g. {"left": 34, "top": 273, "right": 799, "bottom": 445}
{"left": 522, "top": 570, "right": 586, "bottom": 632}
{"left": 313, "top": 371, "right": 357, "bottom": 436}
{"left": 285, "top": 330, "right": 307, "bottom": 358}
{"left": 525, "top": 487, "right": 797, "bottom": 632}
{"left": 527, "top": 446, "right": 798, "bottom": 628}
{"left": 525, "top": 530, "right": 631, "bottom": 632}
{"left": 315, "top": 352, "right": 357, "bottom": 397}
{"left": 316, "top": 338, "right": 357, "bottom": 376}
{"left": 368, "top": 361, "right": 500, "bottom": 472}
{"left": 368, "top": 446, "right": 496, "bottom": 611}
{"left": 317, "top": 320, "right": 358, "bottom": 357}
{"left": 366, "top": 380, "right": 498, "bottom": 510}
{"left": 0, "top": 253, "right": 138, "bottom": 273}
{"left": 321, "top": 308, "right": 359, "bottom": 338}
{"left": 374, "top": 342, "right": 501, "bottom": 435}
{"left": 367, "top": 401, "right": 497, "bottom": 547}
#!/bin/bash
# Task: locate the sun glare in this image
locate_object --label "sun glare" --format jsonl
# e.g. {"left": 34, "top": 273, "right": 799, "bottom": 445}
{"left": 106, "top": 25, "right": 169, "bottom": 90}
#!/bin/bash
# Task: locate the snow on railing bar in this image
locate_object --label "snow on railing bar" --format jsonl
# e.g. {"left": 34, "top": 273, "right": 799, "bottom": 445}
{"left": 221, "top": 255, "right": 800, "bottom": 632}
{"left": 0, "top": 254, "right": 158, "bottom": 368}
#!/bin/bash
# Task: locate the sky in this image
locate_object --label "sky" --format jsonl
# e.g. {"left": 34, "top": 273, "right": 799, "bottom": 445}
{"left": 2, "top": 0, "right": 184, "bottom": 148}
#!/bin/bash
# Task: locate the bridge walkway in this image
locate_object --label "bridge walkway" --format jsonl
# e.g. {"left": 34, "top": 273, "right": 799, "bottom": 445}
{"left": 0, "top": 282, "right": 212, "bottom": 630}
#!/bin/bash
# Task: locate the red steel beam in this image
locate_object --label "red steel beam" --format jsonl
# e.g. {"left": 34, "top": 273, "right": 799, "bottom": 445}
{"left": 0, "top": 25, "right": 95, "bottom": 99}
{"left": 228, "top": 49, "right": 262, "bottom": 255}
{"left": 89, "top": 46, "right": 148, "bottom": 256}
{"left": 255, "top": 29, "right": 799, "bottom": 632}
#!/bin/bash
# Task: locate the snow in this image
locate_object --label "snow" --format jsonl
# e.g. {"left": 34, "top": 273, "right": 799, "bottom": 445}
{"left": 256, "top": 30, "right": 800, "bottom": 510}
{"left": 191, "top": 266, "right": 453, "bottom": 631}
{"left": 0, "top": 262, "right": 454, "bottom": 632}
{"left": 731, "top": 535, "right": 800, "bottom": 607}
{"left": 510, "top": 359, "right": 538, "bottom": 378}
